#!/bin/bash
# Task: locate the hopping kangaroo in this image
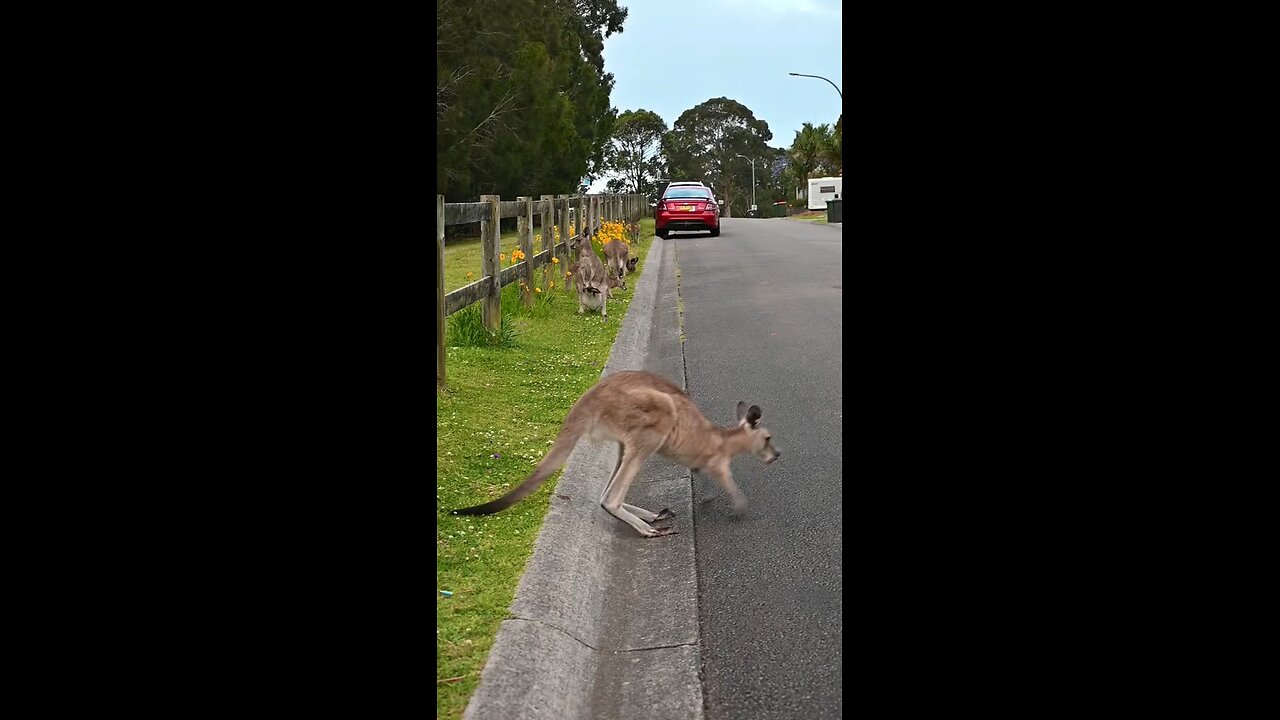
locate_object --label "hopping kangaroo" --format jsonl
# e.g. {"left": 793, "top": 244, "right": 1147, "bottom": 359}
{"left": 602, "top": 239, "right": 630, "bottom": 291}
{"left": 569, "top": 227, "right": 610, "bottom": 319}
{"left": 452, "top": 370, "right": 781, "bottom": 538}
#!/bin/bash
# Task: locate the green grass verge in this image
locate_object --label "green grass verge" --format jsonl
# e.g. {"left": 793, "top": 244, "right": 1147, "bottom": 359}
{"left": 436, "top": 218, "right": 655, "bottom": 720}
{"left": 444, "top": 222, "right": 589, "bottom": 293}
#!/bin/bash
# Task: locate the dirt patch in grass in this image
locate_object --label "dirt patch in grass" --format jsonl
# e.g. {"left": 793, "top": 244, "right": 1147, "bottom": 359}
{"left": 784, "top": 210, "right": 829, "bottom": 224}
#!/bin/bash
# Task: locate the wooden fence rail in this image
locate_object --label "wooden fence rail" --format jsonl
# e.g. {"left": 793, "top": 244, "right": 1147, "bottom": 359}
{"left": 437, "top": 192, "right": 648, "bottom": 389}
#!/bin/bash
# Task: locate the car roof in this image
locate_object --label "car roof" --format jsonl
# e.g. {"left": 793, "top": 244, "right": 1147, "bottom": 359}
{"left": 663, "top": 186, "right": 714, "bottom": 198}
{"left": 667, "top": 181, "right": 705, "bottom": 187}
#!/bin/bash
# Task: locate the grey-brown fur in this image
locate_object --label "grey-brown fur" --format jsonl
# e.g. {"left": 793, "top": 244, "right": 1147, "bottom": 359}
{"left": 603, "top": 239, "right": 630, "bottom": 291}
{"left": 569, "top": 227, "right": 610, "bottom": 319}
{"left": 451, "top": 370, "right": 780, "bottom": 537}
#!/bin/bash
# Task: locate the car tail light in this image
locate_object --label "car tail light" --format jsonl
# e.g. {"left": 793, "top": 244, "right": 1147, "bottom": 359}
{"left": 657, "top": 201, "right": 667, "bottom": 211}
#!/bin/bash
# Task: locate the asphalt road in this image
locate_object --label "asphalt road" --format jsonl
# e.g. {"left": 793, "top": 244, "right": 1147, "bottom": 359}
{"left": 671, "top": 218, "right": 843, "bottom": 719}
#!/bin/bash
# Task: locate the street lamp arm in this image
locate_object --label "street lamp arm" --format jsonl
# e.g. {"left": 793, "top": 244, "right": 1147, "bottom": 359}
{"left": 788, "top": 72, "right": 842, "bottom": 101}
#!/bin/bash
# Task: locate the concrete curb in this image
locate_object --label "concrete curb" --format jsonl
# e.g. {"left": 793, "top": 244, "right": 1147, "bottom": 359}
{"left": 463, "top": 236, "right": 704, "bottom": 720}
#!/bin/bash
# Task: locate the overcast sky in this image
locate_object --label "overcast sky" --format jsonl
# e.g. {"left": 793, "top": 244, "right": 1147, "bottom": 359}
{"left": 589, "top": 0, "right": 842, "bottom": 191}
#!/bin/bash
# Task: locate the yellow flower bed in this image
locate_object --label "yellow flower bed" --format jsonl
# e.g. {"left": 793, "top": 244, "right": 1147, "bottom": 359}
{"left": 592, "top": 221, "right": 629, "bottom": 253}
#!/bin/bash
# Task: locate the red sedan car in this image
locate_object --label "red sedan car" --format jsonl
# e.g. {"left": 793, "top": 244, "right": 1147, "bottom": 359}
{"left": 655, "top": 185, "right": 720, "bottom": 238}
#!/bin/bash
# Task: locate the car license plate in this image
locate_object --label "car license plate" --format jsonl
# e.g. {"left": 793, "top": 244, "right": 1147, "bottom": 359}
{"left": 680, "top": 204, "right": 694, "bottom": 211}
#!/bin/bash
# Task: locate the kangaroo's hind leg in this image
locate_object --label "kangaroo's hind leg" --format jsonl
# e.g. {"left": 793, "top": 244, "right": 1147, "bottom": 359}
{"left": 600, "top": 440, "right": 673, "bottom": 537}
{"left": 599, "top": 443, "right": 673, "bottom": 524}
{"left": 624, "top": 503, "right": 674, "bottom": 522}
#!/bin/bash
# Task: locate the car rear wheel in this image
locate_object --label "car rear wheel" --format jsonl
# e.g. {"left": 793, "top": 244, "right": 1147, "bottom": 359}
{"left": 656, "top": 229, "right": 668, "bottom": 239}
{"left": 709, "top": 226, "right": 720, "bottom": 237}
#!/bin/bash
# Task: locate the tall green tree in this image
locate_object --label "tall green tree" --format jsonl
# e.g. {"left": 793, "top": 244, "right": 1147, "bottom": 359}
{"left": 435, "top": 0, "right": 626, "bottom": 201}
{"left": 788, "top": 122, "right": 831, "bottom": 200}
{"left": 821, "top": 115, "right": 842, "bottom": 175}
{"left": 604, "top": 108, "right": 667, "bottom": 196}
{"left": 660, "top": 97, "right": 773, "bottom": 216}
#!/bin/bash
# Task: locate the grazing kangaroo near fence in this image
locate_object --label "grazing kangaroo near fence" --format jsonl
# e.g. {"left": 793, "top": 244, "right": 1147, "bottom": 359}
{"left": 452, "top": 370, "right": 781, "bottom": 537}
{"left": 571, "top": 258, "right": 623, "bottom": 298}
{"left": 569, "top": 227, "right": 610, "bottom": 319}
{"left": 605, "top": 271, "right": 624, "bottom": 298}
{"left": 624, "top": 223, "right": 640, "bottom": 274}
{"left": 602, "top": 239, "right": 630, "bottom": 291}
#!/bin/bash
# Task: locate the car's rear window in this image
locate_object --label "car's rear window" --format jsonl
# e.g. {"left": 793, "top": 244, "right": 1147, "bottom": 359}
{"left": 664, "top": 188, "right": 712, "bottom": 199}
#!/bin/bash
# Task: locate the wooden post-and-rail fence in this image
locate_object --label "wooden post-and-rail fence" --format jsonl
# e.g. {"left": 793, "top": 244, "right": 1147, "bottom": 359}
{"left": 437, "top": 192, "right": 648, "bottom": 389}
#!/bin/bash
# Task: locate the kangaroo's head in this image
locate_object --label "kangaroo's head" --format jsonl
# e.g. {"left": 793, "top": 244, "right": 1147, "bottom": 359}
{"left": 569, "top": 227, "right": 590, "bottom": 252}
{"left": 627, "top": 256, "right": 639, "bottom": 274}
{"left": 736, "top": 401, "right": 780, "bottom": 464}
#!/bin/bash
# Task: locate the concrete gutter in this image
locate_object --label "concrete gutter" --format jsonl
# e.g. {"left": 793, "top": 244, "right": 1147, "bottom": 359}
{"left": 463, "top": 236, "right": 704, "bottom": 720}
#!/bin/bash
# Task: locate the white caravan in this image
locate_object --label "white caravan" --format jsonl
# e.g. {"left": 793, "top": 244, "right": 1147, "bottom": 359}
{"left": 807, "top": 176, "right": 843, "bottom": 211}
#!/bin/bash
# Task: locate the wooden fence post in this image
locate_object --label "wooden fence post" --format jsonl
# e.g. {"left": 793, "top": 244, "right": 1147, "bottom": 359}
{"left": 576, "top": 194, "right": 586, "bottom": 258}
{"left": 437, "top": 195, "right": 446, "bottom": 390}
{"left": 577, "top": 193, "right": 585, "bottom": 248}
{"left": 590, "top": 193, "right": 596, "bottom": 241}
{"left": 517, "top": 196, "right": 533, "bottom": 307}
{"left": 540, "top": 194, "right": 553, "bottom": 293}
{"left": 480, "top": 194, "right": 501, "bottom": 333}
{"left": 559, "top": 195, "right": 571, "bottom": 291}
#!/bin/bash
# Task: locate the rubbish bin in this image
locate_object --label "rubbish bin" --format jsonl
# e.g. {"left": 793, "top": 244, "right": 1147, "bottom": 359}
{"left": 826, "top": 199, "right": 843, "bottom": 223}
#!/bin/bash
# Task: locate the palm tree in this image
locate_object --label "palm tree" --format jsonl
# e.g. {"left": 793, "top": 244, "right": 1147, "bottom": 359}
{"left": 821, "top": 116, "right": 841, "bottom": 175}
{"left": 789, "top": 123, "right": 830, "bottom": 200}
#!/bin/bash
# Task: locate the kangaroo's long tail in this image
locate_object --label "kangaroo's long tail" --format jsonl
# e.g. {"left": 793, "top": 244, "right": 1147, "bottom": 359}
{"left": 451, "top": 410, "right": 588, "bottom": 516}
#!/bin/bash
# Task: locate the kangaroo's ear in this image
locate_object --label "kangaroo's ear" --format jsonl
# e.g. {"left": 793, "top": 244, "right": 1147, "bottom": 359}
{"left": 747, "top": 405, "right": 762, "bottom": 427}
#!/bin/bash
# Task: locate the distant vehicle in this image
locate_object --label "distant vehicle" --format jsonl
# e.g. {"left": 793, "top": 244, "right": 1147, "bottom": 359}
{"left": 806, "top": 176, "right": 842, "bottom": 211}
{"left": 655, "top": 184, "right": 721, "bottom": 238}
{"left": 656, "top": 180, "right": 705, "bottom": 201}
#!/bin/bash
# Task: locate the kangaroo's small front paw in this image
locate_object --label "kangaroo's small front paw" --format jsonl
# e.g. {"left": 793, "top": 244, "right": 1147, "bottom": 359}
{"left": 653, "top": 507, "right": 674, "bottom": 521}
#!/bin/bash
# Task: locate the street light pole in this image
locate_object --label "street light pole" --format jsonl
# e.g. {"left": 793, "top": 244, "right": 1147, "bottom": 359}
{"left": 788, "top": 72, "right": 842, "bottom": 101}
{"left": 735, "top": 154, "right": 756, "bottom": 212}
